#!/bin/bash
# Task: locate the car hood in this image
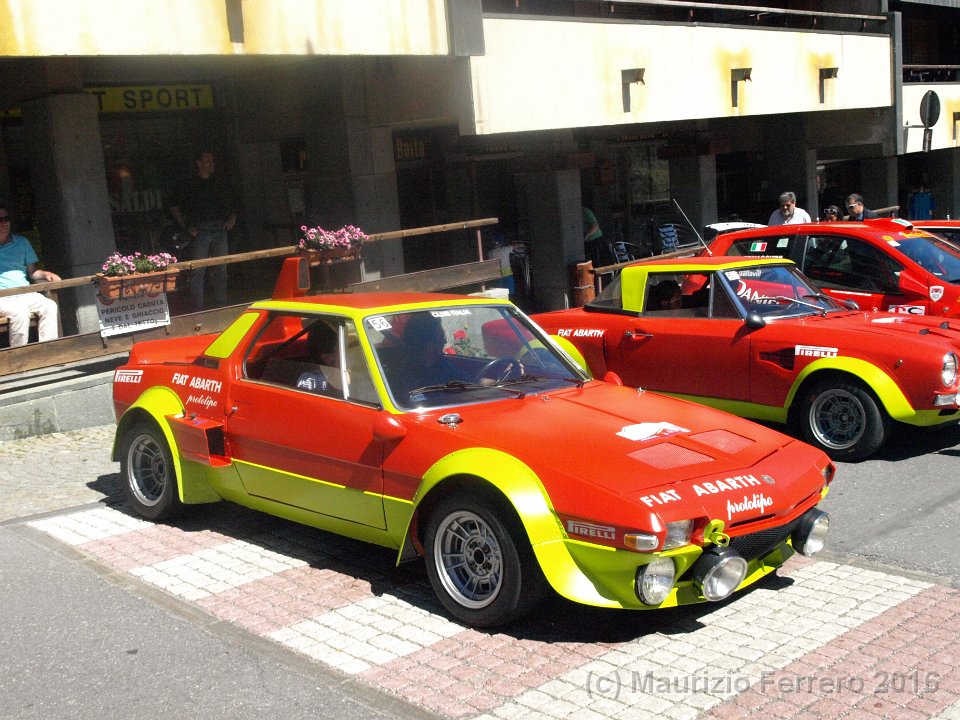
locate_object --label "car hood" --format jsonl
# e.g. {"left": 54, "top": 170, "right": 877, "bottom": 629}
{"left": 785, "top": 311, "right": 960, "bottom": 348}
{"left": 416, "top": 381, "right": 818, "bottom": 497}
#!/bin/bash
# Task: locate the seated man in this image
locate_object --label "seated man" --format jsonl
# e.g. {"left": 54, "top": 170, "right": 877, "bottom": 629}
{"left": 296, "top": 321, "right": 341, "bottom": 396}
{"left": 387, "top": 312, "right": 456, "bottom": 403}
{"left": 646, "top": 279, "right": 682, "bottom": 312}
{"left": 0, "top": 206, "right": 60, "bottom": 347}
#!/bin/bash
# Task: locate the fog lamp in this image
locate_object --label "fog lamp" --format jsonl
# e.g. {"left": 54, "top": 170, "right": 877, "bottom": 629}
{"left": 692, "top": 547, "right": 748, "bottom": 601}
{"left": 635, "top": 557, "right": 676, "bottom": 605}
{"left": 792, "top": 508, "right": 830, "bottom": 556}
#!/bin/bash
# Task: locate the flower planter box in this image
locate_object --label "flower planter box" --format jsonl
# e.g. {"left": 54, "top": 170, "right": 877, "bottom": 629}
{"left": 299, "top": 247, "right": 361, "bottom": 265}
{"left": 95, "top": 269, "right": 179, "bottom": 300}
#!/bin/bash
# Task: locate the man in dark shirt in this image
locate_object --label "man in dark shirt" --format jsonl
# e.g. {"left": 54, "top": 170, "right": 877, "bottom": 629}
{"left": 170, "top": 149, "right": 237, "bottom": 311}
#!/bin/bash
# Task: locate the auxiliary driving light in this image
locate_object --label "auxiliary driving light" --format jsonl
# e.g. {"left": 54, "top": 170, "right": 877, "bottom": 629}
{"left": 692, "top": 547, "right": 748, "bottom": 602}
{"left": 792, "top": 508, "right": 830, "bottom": 556}
{"left": 635, "top": 557, "right": 676, "bottom": 605}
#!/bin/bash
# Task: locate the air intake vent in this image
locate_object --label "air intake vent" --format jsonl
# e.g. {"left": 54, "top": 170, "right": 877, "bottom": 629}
{"left": 690, "top": 429, "right": 753, "bottom": 454}
{"left": 629, "top": 443, "right": 713, "bottom": 469}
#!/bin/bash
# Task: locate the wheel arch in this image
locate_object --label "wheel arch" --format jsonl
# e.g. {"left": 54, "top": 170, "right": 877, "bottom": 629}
{"left": 114, "top": 387, "right": 220, "bottom": 504}
{"left": 398, "top": 448, "right": 616, "bottom": 602}
{"left": 402, "top": 449, "right": 562, "bottom": 555}
{"left": 785, "top": 358, "right": 913, "bottom": 422}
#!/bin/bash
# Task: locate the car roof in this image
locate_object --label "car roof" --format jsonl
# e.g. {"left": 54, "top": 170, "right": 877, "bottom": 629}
{"left": 714, "top": 217, "right": 934, "bottom": 242}
{"left": 250, "top": 291, "right": 511, "bottom": 315}
{"left": 622, "top": 255, "right": 792, "bottom": 275}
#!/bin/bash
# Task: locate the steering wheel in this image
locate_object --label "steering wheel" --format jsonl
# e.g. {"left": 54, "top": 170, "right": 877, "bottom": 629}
{"left": 475, "top": 356, "right": 524, "bottom": 384}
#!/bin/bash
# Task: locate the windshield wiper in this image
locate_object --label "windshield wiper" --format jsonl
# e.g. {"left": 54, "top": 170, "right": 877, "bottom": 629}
{"left": 408, "top": 380, "right": 526, "bottom": 398}
{"left": 754, "top": 295, "right": 828, "bottom": 317}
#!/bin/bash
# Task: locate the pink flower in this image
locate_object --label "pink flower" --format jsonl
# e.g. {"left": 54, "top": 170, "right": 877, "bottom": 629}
{"left": 453, "top": 329, "right": 467, "bottom": 340}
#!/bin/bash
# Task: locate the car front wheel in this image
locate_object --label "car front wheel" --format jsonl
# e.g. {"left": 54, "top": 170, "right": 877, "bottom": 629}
{"left": 120, "top": 419, "right": 182, "bottom": 520}
{"left": 798, "top": 379, "right": 889, "bottom": 461}
{"left": 424, "top": 493, "right": 544, "bottom": 627}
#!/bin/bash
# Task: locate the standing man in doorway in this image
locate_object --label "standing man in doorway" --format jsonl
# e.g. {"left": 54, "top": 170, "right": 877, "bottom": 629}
{"left": 0, "top": 202, "right": 60, "bottom": 347}
{"left": 170, "top": 149, "right": 238, "bottom": 311}
{"left": 767, "top": 191, "right": 811, "bottom": 226}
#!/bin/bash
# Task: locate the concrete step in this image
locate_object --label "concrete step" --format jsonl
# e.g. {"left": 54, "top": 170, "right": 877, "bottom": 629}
{"left": 0, "top": 353, "right": 126, "bottom": 441}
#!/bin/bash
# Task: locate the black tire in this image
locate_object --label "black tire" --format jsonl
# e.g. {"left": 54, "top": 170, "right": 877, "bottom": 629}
{"left": 423, "top": 493, "right": 545, "bottom": 627}
{"left": 119, "top": 419, "right": 182, "bottom": 520}
{"left": 797, "top": 378, "right": 889, "bottom": 461}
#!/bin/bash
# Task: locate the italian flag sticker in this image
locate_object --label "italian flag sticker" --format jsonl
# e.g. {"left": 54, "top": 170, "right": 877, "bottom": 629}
{"left": 750, "top": 242, "right": 767, "bottom": 252}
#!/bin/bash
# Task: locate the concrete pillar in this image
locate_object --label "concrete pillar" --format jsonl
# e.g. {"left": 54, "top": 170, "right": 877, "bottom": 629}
{"left": 517, "top": 168, "right": 582, "bottom": 312}
{"left": 22, "top": 92, "right": 115, "bottom": 336}
{"left": 861, "top": 157, "right": 899, "bottom": 215}
{"left": 303, "top": 63, "right": 402, "bottom": 281}
{"left": 668, "top": 155, "right": 718, "bottom": 232}
{"left": 761, "top": 116, "right": 817, "bottom": 216}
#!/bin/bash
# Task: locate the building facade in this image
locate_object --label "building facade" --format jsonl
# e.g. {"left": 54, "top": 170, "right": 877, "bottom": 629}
{"left": 0, "top": 0, "right": 958, "bottom": 332}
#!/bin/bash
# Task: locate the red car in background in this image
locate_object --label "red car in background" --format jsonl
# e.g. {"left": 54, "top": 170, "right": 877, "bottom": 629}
{"left": 533, "top": 256, "right": 960, "bottom": 461}
{"left": 707, "top": 218, "right": 960, "bottom": 319}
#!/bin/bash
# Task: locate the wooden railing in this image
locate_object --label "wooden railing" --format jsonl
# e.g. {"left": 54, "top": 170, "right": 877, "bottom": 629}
{"left": 0, "top": 218, "right": 500, "bottom": 376}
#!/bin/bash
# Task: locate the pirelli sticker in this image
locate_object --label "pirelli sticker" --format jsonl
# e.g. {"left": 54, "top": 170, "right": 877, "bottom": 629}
{"left": 795, "top": 345, "right": 838, "bottom": 358}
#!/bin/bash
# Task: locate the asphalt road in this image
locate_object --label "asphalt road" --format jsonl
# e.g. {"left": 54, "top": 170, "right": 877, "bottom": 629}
{"left": 819, "top": 420, "right": 960, "bottom": 586}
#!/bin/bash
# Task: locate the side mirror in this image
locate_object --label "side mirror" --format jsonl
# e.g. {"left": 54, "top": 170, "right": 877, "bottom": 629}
{"left": 839, "top": 298, "right": 860, "bottom": 310}
{"left": 603, "top": 370, "right": 624, "bottom": 386}
{"left": 373, "top": 414, "right": 407, "bottom": 442}
{"left": 744, "top": 312, "right": 766, "bottom": 329}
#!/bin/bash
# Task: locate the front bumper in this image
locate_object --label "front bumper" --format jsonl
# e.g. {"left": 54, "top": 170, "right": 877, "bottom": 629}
{"left": 533, "top": 506, "right": 827, "bottom": 610}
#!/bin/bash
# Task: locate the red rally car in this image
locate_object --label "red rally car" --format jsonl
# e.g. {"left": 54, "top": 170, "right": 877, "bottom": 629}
{"left": 707, "top": 218, "right": 960, "bottom": 319}
{"left": 533, "top": 256, "right": 960, "bottom": 461}
{"left": 111, "top": 257, "right": 834, "bottom": 627}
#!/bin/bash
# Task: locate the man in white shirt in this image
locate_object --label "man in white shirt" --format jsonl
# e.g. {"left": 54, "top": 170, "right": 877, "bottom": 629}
{"left": 767, "top": 191, "right": 812, "bottom": 226}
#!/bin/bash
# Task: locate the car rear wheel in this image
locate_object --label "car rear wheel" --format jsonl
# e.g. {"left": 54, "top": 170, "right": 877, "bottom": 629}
{"left": 798, "top": 379, "right": 888, "bottom": 461}
{"left": 120, "top": 419, "right": 182, "bottom": 520}
{"left": 424, "top": 493, "right": 545, "bottom": 627}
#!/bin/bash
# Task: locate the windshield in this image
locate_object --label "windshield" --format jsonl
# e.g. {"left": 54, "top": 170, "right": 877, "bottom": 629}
{"left": 721, "top": 263, "right": 846, "bottom": 319}
{"left": 891, "top": 234, "right": 960, "bottom": 283}
{"left": 364, "top": 305, "right": 588, "bottom": 410}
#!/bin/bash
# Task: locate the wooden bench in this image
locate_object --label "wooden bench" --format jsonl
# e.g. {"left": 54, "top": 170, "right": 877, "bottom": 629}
{"left": 0, "top": 313, "right": 40, "bottom": 348}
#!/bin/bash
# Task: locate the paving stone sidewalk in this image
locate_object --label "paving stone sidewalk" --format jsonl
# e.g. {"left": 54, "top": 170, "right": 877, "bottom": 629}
{"left": 25, "top": 502, "right": 960, "bottom": 720}
{"left": 0, "top": 424, "right": 119, "bottom": 522}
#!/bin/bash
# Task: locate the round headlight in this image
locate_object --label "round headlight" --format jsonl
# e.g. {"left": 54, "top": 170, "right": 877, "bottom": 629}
{"left": 635, "top": 557, "right": 676, "bottom": 605}
{"left": 942, "top": 353, "right": 958, "bottom": 387}
{"left": 792, "top": 508, "right": 830, "bottom": 556}
{"left": 692, "top": 547, "right": 748, "bottom": 602}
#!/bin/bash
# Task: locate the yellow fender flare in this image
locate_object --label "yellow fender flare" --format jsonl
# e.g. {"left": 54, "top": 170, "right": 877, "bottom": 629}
{"left": 115, "top": 387, "right": 221, "bottom": 504}
{"left": 786, "top": 356, "right": 915, "bottom": 421}
{"left": 403, "top": 447, "right": 623, "bottom": 603}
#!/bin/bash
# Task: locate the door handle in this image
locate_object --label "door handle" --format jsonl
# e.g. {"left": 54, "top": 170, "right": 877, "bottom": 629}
{"left": 624, "top": 330, "right": 653, "bottom": 340}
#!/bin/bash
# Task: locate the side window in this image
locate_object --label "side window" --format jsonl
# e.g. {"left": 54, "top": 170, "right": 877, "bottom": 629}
{"left": 245, "top": 313, "right": 345, "bottom": 399}
{"left": 644, "top": 274, "right": 684, "bottom": 314}
{"left": 801, "top": 235, "right": 847, "bottom": 285}
{"left": 802, "top": 235, "right": 901, "bottom": 293}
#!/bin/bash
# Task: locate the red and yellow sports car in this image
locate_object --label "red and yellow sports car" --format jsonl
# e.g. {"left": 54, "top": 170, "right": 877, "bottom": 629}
{"left": 112, "top": 258, "right": 833, "bottom": 627}
{"left": 533, "top": 256, "right": 960, "bottom": 461}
